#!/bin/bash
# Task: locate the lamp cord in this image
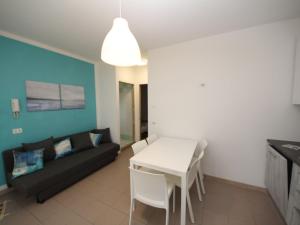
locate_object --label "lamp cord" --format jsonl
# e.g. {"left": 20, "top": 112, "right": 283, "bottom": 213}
{"left": 119, "top": 0, "right": 122, "bottom": 17}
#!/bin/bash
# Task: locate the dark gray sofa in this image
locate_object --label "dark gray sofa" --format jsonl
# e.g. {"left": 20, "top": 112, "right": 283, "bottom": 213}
{"left": 2, "top": 129, "right": 120, "bottom": 203}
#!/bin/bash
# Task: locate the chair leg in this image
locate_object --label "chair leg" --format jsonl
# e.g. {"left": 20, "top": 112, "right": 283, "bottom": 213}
{"left": 129, "top": 198, "right": 134, "bottom": 225}
{"left": 165, "top": 206, "right": 169, "bottom": 225}
{"left": 186, "top": 190, "right": 195, "bottom": 223}
{"left": 199, "top": 170, "right": 206, "bottom": 194}
{"left": 195, "top": 176, "right": 202, "bottom": 202}
{"left": 173, "top": 187, "right": 176, "bottom": 213}
{"left": 132, "top": 199, "right": 135, "bottom": 211}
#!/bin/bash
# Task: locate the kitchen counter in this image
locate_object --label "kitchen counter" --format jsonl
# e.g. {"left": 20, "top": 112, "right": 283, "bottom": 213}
{"left": 267, "top": 139, "right": 300, "bottom": 167}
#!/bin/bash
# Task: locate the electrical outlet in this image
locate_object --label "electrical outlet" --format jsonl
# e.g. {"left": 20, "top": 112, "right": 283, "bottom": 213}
{"left": 12, "top": 128, "right": 23, "bottom": 134}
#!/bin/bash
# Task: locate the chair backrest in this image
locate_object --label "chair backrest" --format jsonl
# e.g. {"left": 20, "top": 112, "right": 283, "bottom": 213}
{"left": 188, "top": 158, "right": 199, "bottom": 188}
{"left": 194, "top": 139, "right": 207, "bottom": 171}
{"left": 199, "top": 139, "right": 208, "bottom": 152}
{"left": 130, "top": 168, "right": 168, "bottom": 208}
{"left": 194, "top": 139, "right": 208, "bottom": 157}
{"left": 131, "top": 140, "right": 148, "bottom": 155}
{"left": 146, "top": 134, "right": 158, "bottom": 145}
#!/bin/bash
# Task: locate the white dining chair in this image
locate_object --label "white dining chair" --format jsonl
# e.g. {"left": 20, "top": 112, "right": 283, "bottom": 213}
{"left": 131, "top": 140, "right": 148, "bottom": 155}
{"left": 167, "top": 158, "right": 201, "bottom": 224}
{"left": 146, "top": 134, "right": 158, "bottom": 145}
{"left": 129, "top": 168, "right": 175, "bottom": 225}
{"left": 193, "top": 139, "right": 208, "bottom": 195}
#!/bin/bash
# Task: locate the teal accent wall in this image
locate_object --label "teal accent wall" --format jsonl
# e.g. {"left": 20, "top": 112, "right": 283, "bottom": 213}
{"left": 0, "top": 36, "right": 96, "bottom": 186}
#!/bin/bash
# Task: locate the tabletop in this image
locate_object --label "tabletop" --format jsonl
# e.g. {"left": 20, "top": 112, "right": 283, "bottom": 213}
{"left": 130, "top": 137, "right": 198, "bottom": 176}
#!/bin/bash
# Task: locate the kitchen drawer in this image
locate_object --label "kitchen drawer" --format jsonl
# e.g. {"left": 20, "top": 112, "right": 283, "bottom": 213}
{"left": 286, "top": 164, "right": 300, "bottom": 225}
{"left": 287, "top": 196, "right": 300, "bottom": 225}
{"left": 290, "top": 208, "right": 300, "bottom": 225}
{"left": 295, "top": 190, "right": 300, "bottom": 209}
{"left": 295, "top": 165, "right": 300, "bottom": 191}
{"left": 289, "top": 164, "right": 300, "bottom": 198}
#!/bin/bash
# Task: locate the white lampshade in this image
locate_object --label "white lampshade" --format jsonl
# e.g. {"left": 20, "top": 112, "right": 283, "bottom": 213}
{"left": 101, "top": 17, "right": 141, "bottom": 66}
{"left": 136, "top": 57, "right": 148, "bottom": 66}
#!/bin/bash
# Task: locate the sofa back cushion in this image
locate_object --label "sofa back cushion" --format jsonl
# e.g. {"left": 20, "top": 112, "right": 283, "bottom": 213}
{"left": 23, "top": 137, "right": 56, "bottom": 163}
{"left": 71, "top": 132, "right": 93, "bottom": 152}
{"left": 92, "top": 128, "right": 112, "bottom": 143}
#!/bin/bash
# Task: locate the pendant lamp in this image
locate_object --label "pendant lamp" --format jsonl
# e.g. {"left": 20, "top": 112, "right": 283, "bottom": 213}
{"left": 101, "top": 0, "right": 141, "bottom": 66}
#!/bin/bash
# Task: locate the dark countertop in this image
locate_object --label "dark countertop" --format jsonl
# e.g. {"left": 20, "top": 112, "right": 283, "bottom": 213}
{"left": 267, "top": 139, "right": 300, "bottom": 167}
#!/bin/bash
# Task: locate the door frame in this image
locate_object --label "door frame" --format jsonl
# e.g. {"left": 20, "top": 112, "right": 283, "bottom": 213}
{"left": 139, "top": 84, "right": 148, "bottom": 140}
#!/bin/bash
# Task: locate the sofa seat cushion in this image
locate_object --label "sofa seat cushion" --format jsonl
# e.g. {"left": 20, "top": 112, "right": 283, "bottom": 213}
{"left": 10, "top": 143, "right": 119, "bottom": 195}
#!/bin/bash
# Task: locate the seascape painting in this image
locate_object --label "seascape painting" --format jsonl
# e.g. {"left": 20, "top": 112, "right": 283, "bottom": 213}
{"left": 26, "top": 80, "right": 61, "bottom": 111}
{"left": 60, "top": 84, "right": 85, "bottom": 109}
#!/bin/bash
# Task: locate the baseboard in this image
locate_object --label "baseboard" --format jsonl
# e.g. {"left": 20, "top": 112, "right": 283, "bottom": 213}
{"left": 120, "top": 143, "right": 134, "bottom": 151}
{"left": 0, "top": 185, "right": 9, "bottom": 196}
{"left": 205, "top": 175, "right": 267, "bottom": 193}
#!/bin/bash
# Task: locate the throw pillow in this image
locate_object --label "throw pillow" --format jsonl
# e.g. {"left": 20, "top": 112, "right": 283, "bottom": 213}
{"left": 92, "top": 128, "right": 112, "bottom": 143}
{"left": 71, "top": 132, "right": 93, "bottom": 152}
{"left": 54, "top": 138, "right": 72, "bottom": 159}
{"left": 89, "top": 133, "right": 103, "bottom": 147}
{"left": 12, "top": 149, "right": 44, "bottom": 179}
{"left": 23, "top": 137, "right": 56, "bottom": 162}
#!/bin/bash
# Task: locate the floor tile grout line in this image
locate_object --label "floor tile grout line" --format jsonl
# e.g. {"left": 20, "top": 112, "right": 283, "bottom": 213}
{"left": 51, "top": 198, "right": 96, "bottom": 225}
{"left": 52, "top": 191, "right": 135, "bottom": 225}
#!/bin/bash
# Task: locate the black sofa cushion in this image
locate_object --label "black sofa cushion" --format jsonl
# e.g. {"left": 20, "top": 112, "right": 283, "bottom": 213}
{"left": 10, "top": 143, "right": 120, "bottom": 195}
{"left": 92, "top": 128, "right": 112, "bottom": 143}
{"left": 71, "top": 132, "right": 93, "bottom": 152}
{"left": 23, "top": 137, "right": 56, "bottom": 162}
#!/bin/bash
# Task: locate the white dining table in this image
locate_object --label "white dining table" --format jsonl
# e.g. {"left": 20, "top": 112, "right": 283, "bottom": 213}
{"left": 129, "top": 137, "right": 198, "bottom": 225}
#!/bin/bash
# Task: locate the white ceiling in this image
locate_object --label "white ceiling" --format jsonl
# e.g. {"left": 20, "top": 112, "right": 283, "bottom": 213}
{"left": 0, "top": 0, "right": 300, "bottom": 62}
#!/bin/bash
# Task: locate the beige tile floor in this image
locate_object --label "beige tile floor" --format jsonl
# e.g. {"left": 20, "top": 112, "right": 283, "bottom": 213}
{"left": 0, "top": 147, "right": 286, "bottom": 225}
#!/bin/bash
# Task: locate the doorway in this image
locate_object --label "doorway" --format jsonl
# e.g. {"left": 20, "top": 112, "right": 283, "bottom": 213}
{"left": 119, "top": 82, "right": 135, "bottom": 148}
{"left": 140, "top": 84, "right": 148, "bottom": 139}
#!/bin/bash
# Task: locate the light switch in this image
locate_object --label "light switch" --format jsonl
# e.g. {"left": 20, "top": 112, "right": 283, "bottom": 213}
{"left": 12, "top": 128, "right": 23, "bottom": 134}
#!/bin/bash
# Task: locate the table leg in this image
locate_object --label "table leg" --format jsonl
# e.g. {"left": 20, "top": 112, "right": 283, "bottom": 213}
{"left": 129, "top": 162, "right": 135, "bottom": 211}
{"left": 181, "top": 173, "right": 187, "bottom": 225}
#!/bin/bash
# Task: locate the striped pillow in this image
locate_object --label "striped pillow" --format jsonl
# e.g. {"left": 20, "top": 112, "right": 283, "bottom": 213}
{"left": 89, "top": 133, "right": 103, "bottom": 147}
{"left": 54, "top": 138, "right": 72, "bottom": 159}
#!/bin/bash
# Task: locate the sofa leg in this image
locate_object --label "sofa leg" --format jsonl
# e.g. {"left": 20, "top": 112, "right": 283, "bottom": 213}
{"left": 36, "top": 196, "right": 45, "bottom": 204}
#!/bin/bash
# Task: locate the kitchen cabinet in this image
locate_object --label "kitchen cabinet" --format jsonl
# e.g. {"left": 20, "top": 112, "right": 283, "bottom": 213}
{"left": 265, "top": 146, "right": 288, "bottom": 217}
{"left": 286, "top": 164, "right": 300, "bottom": 225}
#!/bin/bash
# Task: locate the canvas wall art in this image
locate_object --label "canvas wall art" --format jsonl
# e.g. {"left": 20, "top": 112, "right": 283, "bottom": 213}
{"left": 60, "top": 84, "right": 85, "bottom": 109}
{"left": 26, "top": 80, "right": 61, "bottom": 111}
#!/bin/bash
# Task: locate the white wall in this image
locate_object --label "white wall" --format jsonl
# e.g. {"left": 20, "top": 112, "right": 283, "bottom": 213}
{"left": 148, "top": 18, "right": 300, "bottom": 187}
{"left": 95, "top": 61, "right": 120, "bottom": 143}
